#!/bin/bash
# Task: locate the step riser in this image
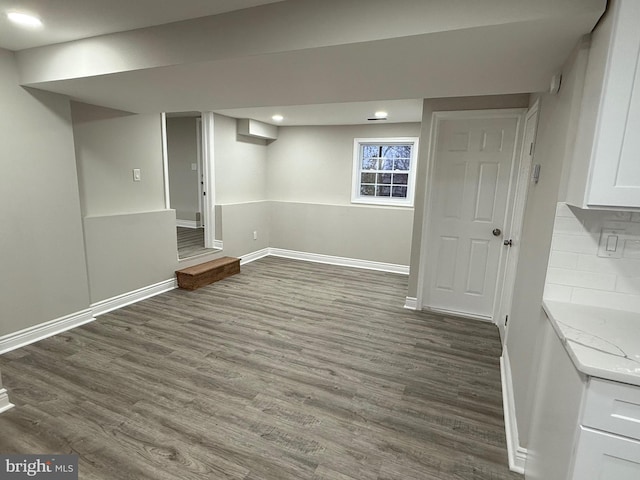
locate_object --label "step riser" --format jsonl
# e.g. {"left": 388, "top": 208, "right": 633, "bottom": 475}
{"left": 176, "top": 257, "right": 240, "bottom": 290}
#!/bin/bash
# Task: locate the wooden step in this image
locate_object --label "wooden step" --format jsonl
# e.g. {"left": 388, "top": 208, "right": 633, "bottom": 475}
{"left": 175, "top": 256, "right": 240, "bottom": 290}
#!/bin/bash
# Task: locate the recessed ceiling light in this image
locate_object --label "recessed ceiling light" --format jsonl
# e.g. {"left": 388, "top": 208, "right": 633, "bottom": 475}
{"left": 374, "top": 111, "right": 388, "bottom": 118}
{"left": 272, "top": 114, "right": 284, "bottom": 122}
{"left": 7, "top": 11, "right": 42, "bottom": 28}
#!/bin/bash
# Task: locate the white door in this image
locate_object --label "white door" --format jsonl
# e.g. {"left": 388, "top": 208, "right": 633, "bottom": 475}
{"left": 425, "top": 114, "right": 520, "bottom": 320}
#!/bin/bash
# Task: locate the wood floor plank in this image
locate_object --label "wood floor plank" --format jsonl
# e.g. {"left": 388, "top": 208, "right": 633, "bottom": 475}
{"left": 0, "top": 257, "right": 521, "bottom": 479}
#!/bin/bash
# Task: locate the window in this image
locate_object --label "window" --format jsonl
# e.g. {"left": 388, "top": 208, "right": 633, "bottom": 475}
{"left": 351, "top": 137, "right": 419, "bottom": 206}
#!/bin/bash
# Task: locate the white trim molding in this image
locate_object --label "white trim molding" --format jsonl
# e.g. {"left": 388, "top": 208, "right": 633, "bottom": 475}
{"left": 500, "top": 351, "right": 528, "bottom": 474}
{"left": 240, "top": 247, "right": 410, "bottom": 274}
{"left": 0, "top": 308, "right": 95, "bottom": 355}
{"left": 0, "top": 279, "right": 177, "bottom": 356}
{"left": 91, "top": 278, "right": 176, "bottom": 317}
{"left": 0, "top": 388, "right": 14, "bottom": 414}
{"left": 404, "top": 297, "right": 418, "bottom": 310}
{"left": 213, "top": 239, "right": 224, "bottom": 250}
{"left": 176, "top": 219, "right": 199, "bottom": 229}
{"left": 240, "top": 248, "right": 271, "bottom": 265}
{"left": 269, "top": 248, "right": 409, "bottom": 274}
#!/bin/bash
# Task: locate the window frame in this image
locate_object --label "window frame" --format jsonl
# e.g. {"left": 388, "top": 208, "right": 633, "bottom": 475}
{"left": 351, "top": 137, "right": 419, "bottom": 207}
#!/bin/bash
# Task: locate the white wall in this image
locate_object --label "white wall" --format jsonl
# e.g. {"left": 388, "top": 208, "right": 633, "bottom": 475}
{"left": 166, "top": 116, "right": 200, "bottom": 222}
{"left": 505, "top": 39, "right": 590, "bottom": 450}
{"left": 265, "top": 123, "right": 419, "bottom": 266}
{"left": 267, "top": 123, "right": 420, "bottom": 204}
{"left": 72, "top": 102, "right": 165, "bottom": 216}
{"left": 215, "top": 114, "right": 268, "bottom": 204}
{"left": 71, "top": 102, "right": 178, "bottom": 303}
{"left": 0, "top": 49, "right": 90, "bottom": 338}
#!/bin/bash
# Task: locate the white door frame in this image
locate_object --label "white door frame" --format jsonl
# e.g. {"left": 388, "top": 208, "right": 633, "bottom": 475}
{"left": 416, "top": 108, "right": 528, "bottom": 325}
{"left": 195, "top": 117, "right": 204, "bottom": 228}
{"left": 200, "top": 112, "right": 216, "bottom": 249}
{"left": 499, "top": 100, "right": 540, "bottom": 342}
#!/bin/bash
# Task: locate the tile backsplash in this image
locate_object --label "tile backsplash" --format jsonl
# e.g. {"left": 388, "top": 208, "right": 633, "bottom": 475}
{"left": 544, "top": 203, "right": 640, "bottom": 312}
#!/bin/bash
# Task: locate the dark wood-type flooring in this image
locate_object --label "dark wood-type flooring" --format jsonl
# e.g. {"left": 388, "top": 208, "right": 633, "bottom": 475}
{"left": 0, "top": 257, "right": 522, "bottom": 480}
{"left": 177, "top": 226, "right": 213, "bottom": 259}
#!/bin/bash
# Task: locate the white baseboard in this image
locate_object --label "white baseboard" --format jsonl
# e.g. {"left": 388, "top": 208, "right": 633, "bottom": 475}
{"left": 0, "top": 388, "right": 14, "bottom": 414}
{"left": 176, "top": 220, "right": 199, "bottom": 228}
{"left": 91, "top": 278, "right": 176, "bottom": 317}
{"left": 404, "top": 297, "right": 418, "bottom": 310}
{"left": 240, "top": 248, "right": 270, "bottom": 265}
{"left": 0, "top": 308, "right": 95, "bottom": 355}
{"left": 268, "top": 248, "right": 410, "bottom": 275}
{"left": 501, "top": 351, "right": 527, "bottom": 474}
{"left": 0, "top": 278, "right": 176, "bottom": 357}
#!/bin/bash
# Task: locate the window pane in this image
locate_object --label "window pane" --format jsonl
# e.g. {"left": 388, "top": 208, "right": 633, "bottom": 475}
{"left": 377, "top": 185, "right": 391, "bottom": 196}
{"left": 361, "top": 157, "right": 379, "bottom": 170}
{"left": 377, "top": 173, "right": 392, "bottom": 184}
{"left": 380, "top": 158, "right": 394, "bottom": 170}
{"left": 393, "top": 173, "right": 409, "bottom": 185}
{"left": 362, "top": 145, "right": 380, "bottom": 158}
{"left": 392, "top": 186, "right": 408, "bottom": 198}
{"left": 394, "top": 157, "right": 411, "bottom": 170}
{"left": 360, "top": 185, "right": 375, "bottom": 196}
{"left": 361, "top": 172, "right": 376, "bottom": 183}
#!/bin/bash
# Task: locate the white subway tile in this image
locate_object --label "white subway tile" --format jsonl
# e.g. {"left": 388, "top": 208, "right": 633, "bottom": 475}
{"left": 553, "top": 216, "right": 586, "bottom": 234}
{"left": 571, "top": 288, "right": 640, "bottom": 312}
{"left": 603, "top": 211, "right": 632, "bottom": 222}
{"left": 615, "top": 276, "right": 640, "bottom": 295}
{"left": 544, "top": 284, "right": 573, "bottom": 302}
{"left": 551, "top": 233, "right": 599, "bottom": 255}
{"left": 546, "top": 267, "right": 616, "bottom": 291}
{"left": 555, "top": 202, "right": 574, "bottom": 218}
{"left": 548, "top": 251, "right": 579, "bottom": 269}
{"left": 577, "top": 255, "right": 640, "bottom": 277}
{"left": 602, "top": 221, "right": 631, "bottom": 231}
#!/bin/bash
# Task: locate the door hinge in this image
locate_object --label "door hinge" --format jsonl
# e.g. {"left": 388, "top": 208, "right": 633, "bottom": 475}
{"left": 505, "top": 315, "right": 509, "bottom": 326}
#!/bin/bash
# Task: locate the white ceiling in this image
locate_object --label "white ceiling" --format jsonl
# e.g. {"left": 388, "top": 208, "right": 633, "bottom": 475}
{"left": 0, "top": 0, "right": 283, "bottom": 51}
{"left": 215, "top": 99, "right": 425, "bottom": 126}
{"left": 5, "top": 0, "right": 606, "bottom": 126}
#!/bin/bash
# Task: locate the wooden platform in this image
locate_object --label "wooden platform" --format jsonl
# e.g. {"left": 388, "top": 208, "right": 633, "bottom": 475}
{"left": 175, "top": 256, "right": 240, "bottom": 290}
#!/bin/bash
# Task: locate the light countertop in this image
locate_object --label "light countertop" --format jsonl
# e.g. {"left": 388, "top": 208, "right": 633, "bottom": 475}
{"left": 543, "top": 300, "right": 640, "bottom": 386}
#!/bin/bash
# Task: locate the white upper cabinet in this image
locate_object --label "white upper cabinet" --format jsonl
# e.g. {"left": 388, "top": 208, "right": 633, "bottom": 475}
{"left": 567, "top": 0, "right": 640, "bottom": 209}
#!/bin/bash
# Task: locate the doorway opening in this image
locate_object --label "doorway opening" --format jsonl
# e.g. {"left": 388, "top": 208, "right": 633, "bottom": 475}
{"left": 162, "top": 112, "right": 218, "bottom": 259}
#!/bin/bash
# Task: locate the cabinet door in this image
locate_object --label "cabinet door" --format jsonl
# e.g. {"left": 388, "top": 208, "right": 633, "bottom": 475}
{"left": 588, "top": 0, "right": 640, "bottom": 208}
{"left": 572, "top": 427, "right": 640, "bottom": 480}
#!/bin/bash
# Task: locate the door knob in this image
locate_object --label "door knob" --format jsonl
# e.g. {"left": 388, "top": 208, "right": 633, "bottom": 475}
{"left": 504, "top": 239, "right": 513, "bottom": 246}
{"left": 492, "top": 228, "right": 502, "bottom": 236}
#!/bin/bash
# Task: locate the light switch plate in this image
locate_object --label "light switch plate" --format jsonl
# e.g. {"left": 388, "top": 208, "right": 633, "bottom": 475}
{"left": 598, "top": 229, "right": 624, "bottom": 258}
{"left": 133, "top": 168, "right": 141, "bottom": 182}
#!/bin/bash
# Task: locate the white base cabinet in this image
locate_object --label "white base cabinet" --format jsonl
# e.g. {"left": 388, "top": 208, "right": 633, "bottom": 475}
{"left": 526, "top": 310, "right": 640, "bottom": 479}
{"left": 572, "top": 428, "right": 640, "bottom": 480}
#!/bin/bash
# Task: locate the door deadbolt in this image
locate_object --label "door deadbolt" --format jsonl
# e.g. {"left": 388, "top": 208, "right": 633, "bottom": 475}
{"left": 492, "top": 228, "right": 502, "bottom": 237}
{"left": 504, "top": 239, "right": 513, "bottom": 247}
